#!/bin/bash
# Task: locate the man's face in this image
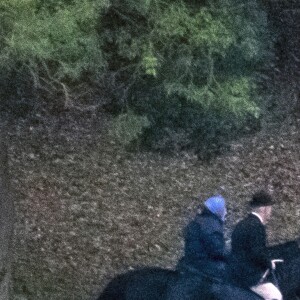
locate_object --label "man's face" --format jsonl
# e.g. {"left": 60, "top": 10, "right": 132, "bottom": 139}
{"left": 263, "top": 206, "right": 273, "bottom": 223}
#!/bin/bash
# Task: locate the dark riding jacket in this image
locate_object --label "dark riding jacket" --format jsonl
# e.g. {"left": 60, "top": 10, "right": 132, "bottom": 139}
{"left": 177, "top": 208, "right": 227, "bottom": 277}
{"left": 229, "top": 213, "right": 272, "bottom": 287}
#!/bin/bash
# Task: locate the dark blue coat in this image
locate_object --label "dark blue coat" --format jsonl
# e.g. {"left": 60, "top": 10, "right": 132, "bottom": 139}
{"left": 177, "top": 208, "right": 227, "bottom": 277}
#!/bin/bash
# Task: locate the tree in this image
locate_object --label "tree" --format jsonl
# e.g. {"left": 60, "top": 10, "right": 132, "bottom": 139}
{"left": 0, "top": 0, "right": 108, "bottom": 110}
{"left": 100, "top": 0, "right": 274, "bottom": 153}
{"left": 0, "top": 124, "right": 15, "bottom": 300}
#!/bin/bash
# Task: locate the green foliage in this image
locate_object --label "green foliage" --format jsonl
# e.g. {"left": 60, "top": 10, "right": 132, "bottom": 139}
{"left": 150, "top": 0, "right": 270, "bottom": 114}
{"left": 110, "top": 110, "right": 150, "bottom": 146}
{"left": 0, "top": 0, "right": 274, "bottom": 157}
{"left": 164, "top": 77, "right": 259, "bottom": 117}
{"left": 155, "top": 4, "right": 235, "bottom": 53}
{"left": 141, "top": 43, "right": 159, "bottom": 77}
{"left": 0, "top": 0, "right": 109, "bottom": 104}
{"left": 100, "top": 0, "right": 273, "bottom": 154}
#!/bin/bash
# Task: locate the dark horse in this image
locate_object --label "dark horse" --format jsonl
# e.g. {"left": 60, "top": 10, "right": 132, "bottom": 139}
{"left": 97, "top": 241, "right": 300, "bottom": 300}
{"left": 97, "top": 267, "right": 263, "bottom": 300}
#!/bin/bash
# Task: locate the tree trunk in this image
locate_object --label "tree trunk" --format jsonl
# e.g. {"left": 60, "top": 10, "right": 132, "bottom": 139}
{"left": 0, "top": 124, "right": 15, "bottom": 300}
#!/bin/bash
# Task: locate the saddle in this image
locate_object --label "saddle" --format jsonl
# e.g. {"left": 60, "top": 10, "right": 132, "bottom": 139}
{"left": 177, "top": 264, "right": 225, "bottom": 284}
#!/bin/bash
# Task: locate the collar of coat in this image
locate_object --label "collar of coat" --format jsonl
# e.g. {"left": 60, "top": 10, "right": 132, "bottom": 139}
{"left": 251, "top": 212, "right": 264, "bottom": 224}
{"left": 200, "top": 207, "right": 224, "bottom": 224}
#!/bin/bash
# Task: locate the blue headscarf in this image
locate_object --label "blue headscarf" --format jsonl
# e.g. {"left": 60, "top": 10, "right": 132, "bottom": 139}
{"left": 204, "top": 195, "right": 227, "bottom": 221}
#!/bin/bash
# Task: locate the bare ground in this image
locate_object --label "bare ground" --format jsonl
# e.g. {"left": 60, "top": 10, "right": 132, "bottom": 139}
{"left": 9, "top": 111, "right": 300, "bottom": 300}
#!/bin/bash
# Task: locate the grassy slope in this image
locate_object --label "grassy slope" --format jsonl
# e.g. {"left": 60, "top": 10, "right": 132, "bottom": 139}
{"left": 9, "top": 111, "right": 300, "bottom": 299}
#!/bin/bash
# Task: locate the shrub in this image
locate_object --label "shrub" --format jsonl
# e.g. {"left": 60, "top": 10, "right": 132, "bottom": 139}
{"left": 110, "top": 110, "right": 150, "bottom": 147}
{"left": 100, "top": 0, "right": 273, "bottom": 155}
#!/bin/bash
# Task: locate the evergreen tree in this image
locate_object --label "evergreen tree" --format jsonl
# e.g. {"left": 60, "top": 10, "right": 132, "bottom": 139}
{"left": 100, "top": 0, "right": 273, "bottom": 153}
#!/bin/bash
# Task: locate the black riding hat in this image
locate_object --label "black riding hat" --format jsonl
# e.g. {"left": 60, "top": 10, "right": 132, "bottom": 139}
{"left": 249, "top": 190, "right": 274, "bottom": 207}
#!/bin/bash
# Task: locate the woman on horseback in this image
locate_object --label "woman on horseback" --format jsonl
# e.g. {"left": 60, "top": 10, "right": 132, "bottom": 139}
{"left": 176, "top": 195, "right": 228, "bottom": 281}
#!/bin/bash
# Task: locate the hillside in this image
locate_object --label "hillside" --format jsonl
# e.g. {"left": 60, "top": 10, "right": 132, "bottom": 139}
{"left": 8, "top": 110, "right": 300, "bottom": 300}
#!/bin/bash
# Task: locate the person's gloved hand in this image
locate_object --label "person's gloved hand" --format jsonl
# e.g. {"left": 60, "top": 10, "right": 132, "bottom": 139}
{"left": 271, "top": 259, "right": 284, "bottom": 270}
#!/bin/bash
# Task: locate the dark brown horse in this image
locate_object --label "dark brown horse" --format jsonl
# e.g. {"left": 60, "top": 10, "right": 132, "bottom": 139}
{"left": 96, "top": 267, "right": 263, "bottom": 300}
{"left": 97, "top": 268, "right": 177, "bottom": 300}
{"left": 96, "top": 240, "right": 300, "bottom": 300}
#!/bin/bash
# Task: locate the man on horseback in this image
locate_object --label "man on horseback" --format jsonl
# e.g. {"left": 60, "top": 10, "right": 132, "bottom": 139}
{"left": 229, "top": 190, "right": 283, "bottom": 300}
{"left": 99, "top": 191, "right": 300, "bottom": 300}
{"left": 177, "top": 195, "right": 228, "bottom": 281}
